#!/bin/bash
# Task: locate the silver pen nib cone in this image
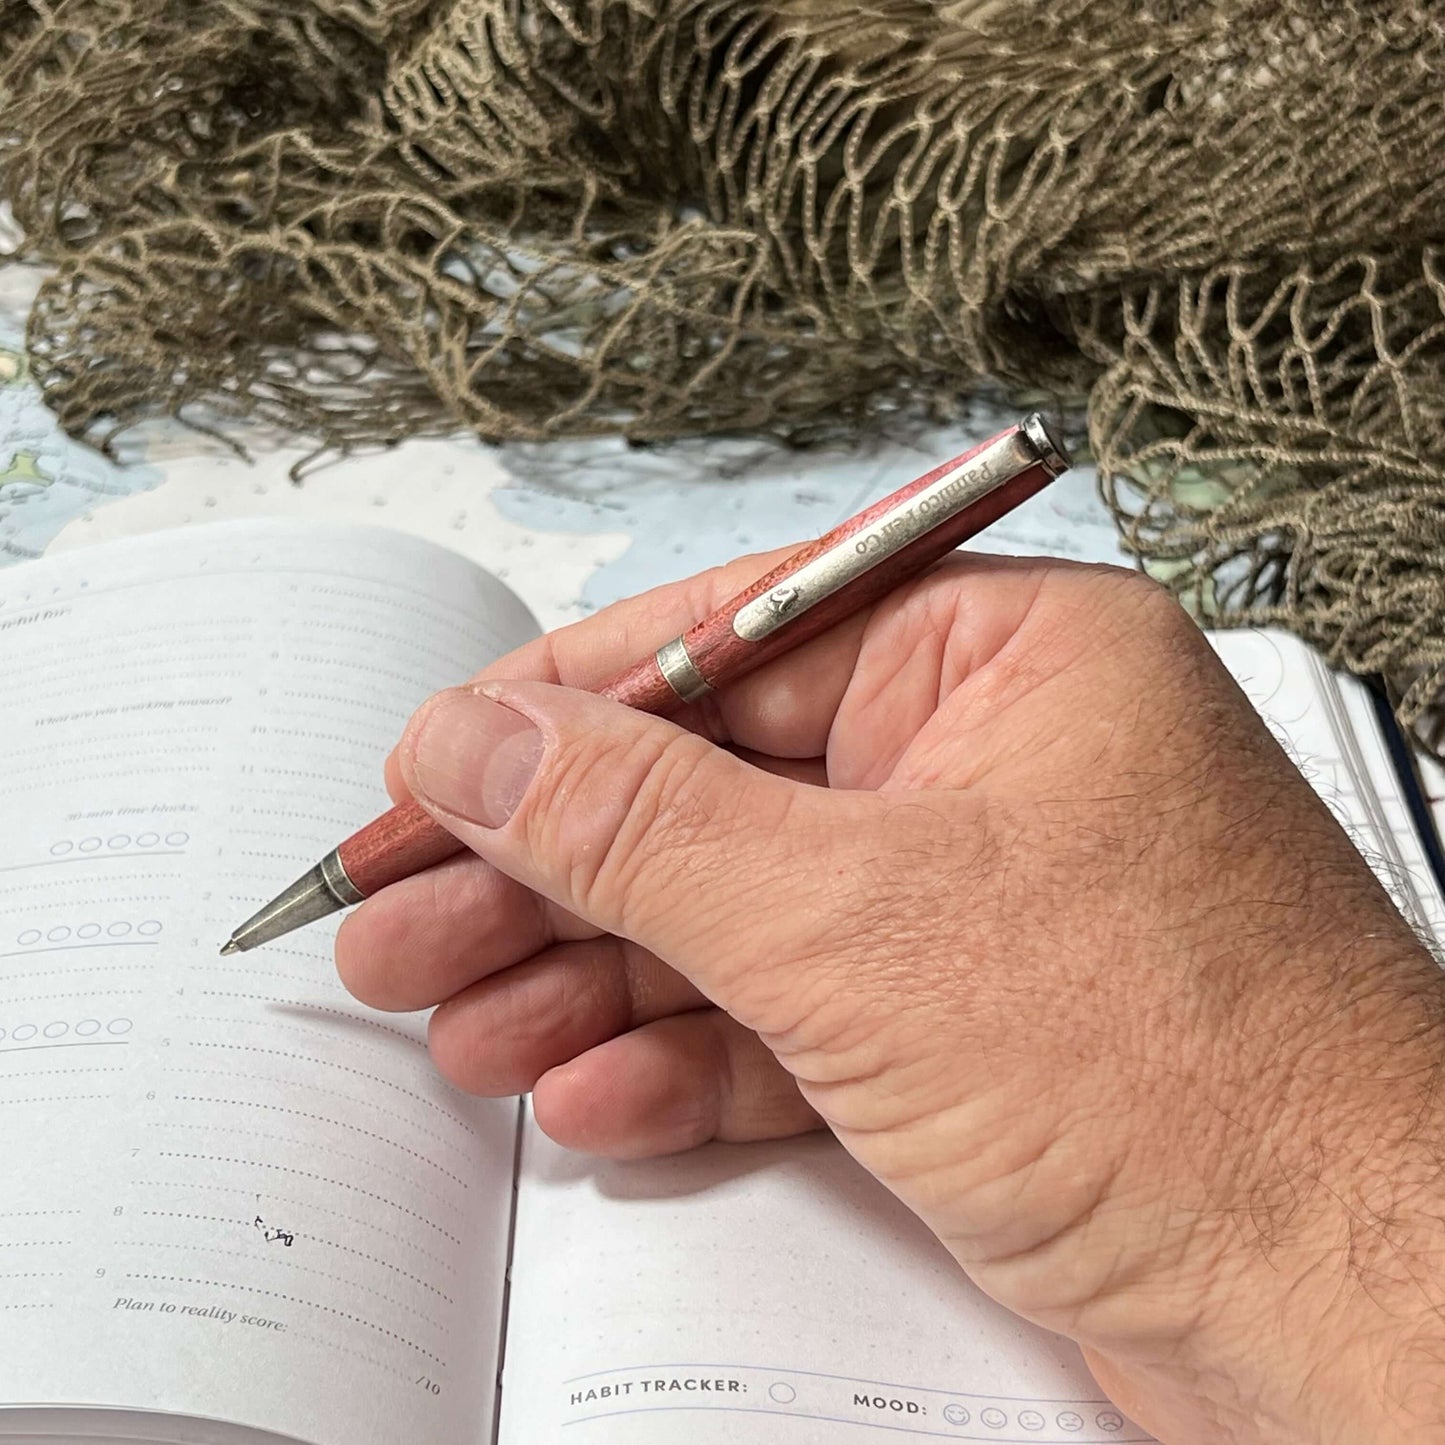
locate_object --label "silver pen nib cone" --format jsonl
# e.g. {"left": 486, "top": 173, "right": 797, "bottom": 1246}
{"left": 219, "top": 850, "right": 364, "bottom": 954}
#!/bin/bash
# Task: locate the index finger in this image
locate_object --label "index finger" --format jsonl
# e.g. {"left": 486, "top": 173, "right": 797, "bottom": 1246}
{"left": 382, "top": 543, "right": 1057, "bottom": 800}
{"left": 380, "top": 546, "right": 868, "bottom": 813}
{"left": 382, "top": 546, "right": 853, "bottom": 801}
{"left": 486, "top": 545, "right": 873, "bottom": 752}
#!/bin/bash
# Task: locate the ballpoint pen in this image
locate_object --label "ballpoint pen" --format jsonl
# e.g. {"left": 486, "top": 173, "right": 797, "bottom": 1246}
{"left": 221, "top": 413, "right": 1071, "bottom": 954}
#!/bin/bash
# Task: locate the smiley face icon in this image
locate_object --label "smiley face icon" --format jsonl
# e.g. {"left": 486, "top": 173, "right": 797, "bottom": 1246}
{"left": 942, "top": 1403, "right": 971, "bottom": 1426}
{"left": 980, "top": 1407, "right": 1007, "bottom": 1429}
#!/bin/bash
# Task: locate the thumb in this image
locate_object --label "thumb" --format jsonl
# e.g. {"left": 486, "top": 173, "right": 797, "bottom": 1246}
{"left": 396, "top": 680, "right": 859, "bottom": 1007}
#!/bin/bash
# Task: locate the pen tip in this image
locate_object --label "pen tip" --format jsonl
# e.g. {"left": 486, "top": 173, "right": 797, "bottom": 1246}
{"left": 219, "top": 940, "right": 241, "bottom": 957}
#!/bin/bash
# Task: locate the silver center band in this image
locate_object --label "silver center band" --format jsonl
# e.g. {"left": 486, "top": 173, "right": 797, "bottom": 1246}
{"left": 655, "top": 637, "right": 713, "bottom": 702}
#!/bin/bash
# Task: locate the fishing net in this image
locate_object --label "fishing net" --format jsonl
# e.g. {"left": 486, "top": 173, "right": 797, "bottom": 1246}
{"left": 3, "top": 0, "right": 1445, "bottom": 739}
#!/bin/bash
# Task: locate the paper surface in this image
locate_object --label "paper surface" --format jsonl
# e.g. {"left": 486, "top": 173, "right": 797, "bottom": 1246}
{"left": 501, "top": 1114, "right": 1150, "bottom": 1444}
{"left": 0, "top": 521, "right": 539, "bottom": 1445}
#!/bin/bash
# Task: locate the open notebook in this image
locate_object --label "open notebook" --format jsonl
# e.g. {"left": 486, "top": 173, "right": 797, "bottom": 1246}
{"left": 1, "top": 520, "right": 1440, "bottom": 1445}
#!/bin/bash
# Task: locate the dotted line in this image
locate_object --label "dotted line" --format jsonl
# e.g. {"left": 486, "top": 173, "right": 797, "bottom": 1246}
{"left": 163, "top": 1068, "right": 461, "bottom": 1153}
{"left": 19, "top": 650, "right": 248, "bottom": 688}
{"left": 3, "top": 758, "right": 208, "bottom": 780}
{"left": 154, "top": 1155, "right": 462, "bottom": 1247}
{"left": 0, "top": 1302, "right": 56, "bottom": 1310}
{"left": 0, "top": 1240, "right": 72, "bottom": 1248}
{"left": 0, "top": 768, "right": 207, "bottom": 798}
{"left": 264, "top": 766, "right": 377, "bottom": 792}
{"left": 0, "top": 1210, "right": 81, "bottom": 1218}
{"left": 131, "top": 1240, "right": 447, "bottom": 1331}
{"left": 124, "top": 1273, "right": 444, "bottom": 1365}
{"left": 290, "top": 655, "right": 435, "bottom": 693}
{"left": 228, "top": 943, "right": 331, "bottom": 963}
{"left": 16, "top": 661, "right": 245, "bottom": 697}
{"left": 140, "top": 1208, "right": 250, "bottom": 1227}
{"left": 300, "top": 1227, "right": 456, "bottom": 1304}
{"left": 20, "top": 620, "right": 248, "bottom": 651}
{"left": 226, "top": 862, "right": 315, "bottom": 880}
{"left": 195, "top": 995, "right": 424, "bottom": 1048}
{"left": 232, "top": 808, "right": 366, "bottom": 832}
{"left": 0, "top": 1271, "right": 64, "bottom": 1279}
{"left": 176, "top": 1095, "right": 467, "bottom": 1187}
{"left": 0, "top": 1068, "right": 125, "bottom": 1080}
{"left": 137, "top": 1197, "right": 454, "bottom": 1291}
{"left": 17, "top": 678, "right": 231, "bottom": 710}
{"left": 282, "top": 690, "right": 402, "bottom": 720}
{"left": 0, "top": 879, "right": 174, "bottom": 895}
{"left": 7, "top": 739, "right": 216, "bottom": 765}
{"left": 0, "top": 964, "right": 158, "bottom": 978}
{"left": 154, "top": 1123, "right": 462, "bottom": 1207}
{"left": 203, "top": 972, "right": 348, "bottom": 996}
{"left": 2, "top": 989, "right": 139, "bottom": 1002}
{"left": 229, "top": 825, "right": 338, "bottom": 845}
{"left": 18, "top": 637, "right": 247, "bottom": 666}
{"left": 188, "top": 1043, "right": 474, "bottom": 1131}
{"left": 186, "top": 1012, "right": 454, "bottom": 1090}
{"left": 264, "top": 728, "right": 373, "bottom": 754}
{"left": 297, "top": 582, "right": 480, "bottom": 643}
{"left": 208, "top": 947, "right": 336, "bottom": 969}
{"left": 286, "top": 1323, "right": 418, "bottom": 1384}
{"left": 0, "top": 1095, "right": 107, "bottom": 1105}
{"left": 295, "top": 620, "right": 459, "bottom": 672}
{"left": 22, "top": 650, "right": 246, "bottom": 679}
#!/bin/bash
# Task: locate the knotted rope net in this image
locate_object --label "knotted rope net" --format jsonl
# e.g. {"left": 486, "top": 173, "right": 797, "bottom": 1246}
{"left": 4, "top": 1, "right": 1445, "bottom": 740}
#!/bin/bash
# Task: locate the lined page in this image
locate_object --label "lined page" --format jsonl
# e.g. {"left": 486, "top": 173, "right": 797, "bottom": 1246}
{"left": 0, "top": 521, "right": 539, "bottom": 1445}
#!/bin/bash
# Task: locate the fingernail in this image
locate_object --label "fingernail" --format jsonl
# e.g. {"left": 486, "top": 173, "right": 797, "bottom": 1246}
{"left": 410, "top": 689, "right": 543, "bottom": 829}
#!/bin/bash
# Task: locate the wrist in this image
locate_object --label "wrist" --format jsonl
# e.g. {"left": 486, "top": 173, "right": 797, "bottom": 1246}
{"left": 1284, "top": 1173, "right": 1445, "bottom": 1445}
{"left": 1197, "top": 944, "right": 1445, "bottom": 1445}
{"left": 1378, "top": 1324, "right": 1445, "bottom": 1441}
{"left": 1081, "top": 926, "right": 1445, "bottom": 1445}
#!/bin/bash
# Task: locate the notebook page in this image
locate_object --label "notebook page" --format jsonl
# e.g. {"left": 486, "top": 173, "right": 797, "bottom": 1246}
{"left": 0, "top": 521, "right": 539, "bottom": 1445}
{"left": 500, "top": 1114, "right": 1148, "bottom": 1444}
{"left": 1211, "top": 629, "right": 1445, "bottom": 949}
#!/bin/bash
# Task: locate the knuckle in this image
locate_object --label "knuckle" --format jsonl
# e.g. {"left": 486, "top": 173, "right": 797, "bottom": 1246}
{"left": 1101, "top": 565, "right": 1192, "bottom": 637}
{"left": 587, "top": 731, "right": 734, "bottom": 938}
{"left": 1051, "top": 563, "right": 1203, "bottom": 685}
{"left": 520, "top": 722, "right": 742, "bottom": 937}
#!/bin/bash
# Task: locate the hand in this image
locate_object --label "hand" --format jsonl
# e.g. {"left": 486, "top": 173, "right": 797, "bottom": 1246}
{"left": 336, "top": 551, "right": 1445, "bottom": 1445}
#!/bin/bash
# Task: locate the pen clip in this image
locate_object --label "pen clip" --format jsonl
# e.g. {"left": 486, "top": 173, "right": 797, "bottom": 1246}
{"left": 730, "top": 417, "right": 1063, "bottom": 643}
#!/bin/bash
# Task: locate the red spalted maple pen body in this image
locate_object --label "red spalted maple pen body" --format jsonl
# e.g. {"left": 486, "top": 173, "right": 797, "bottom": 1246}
{"left": 679, "top": 450, "right": 1054, "bottom": 681}
{"left": 337, "top": 422, "right": 1063, "bottom": 899}
{"left": 335, "top": 660, "right": 686, "bottom": 893}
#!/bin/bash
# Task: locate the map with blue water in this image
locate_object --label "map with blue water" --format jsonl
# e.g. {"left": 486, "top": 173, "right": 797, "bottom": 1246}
{"left": 490, "top": 412, "right": 1123, "bottom": 618}
{"left": 0, "top": 262, "right": 1124, "bottom": 622}
{"left": 0, "top": 273, "right": 165, "bottom": 565}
